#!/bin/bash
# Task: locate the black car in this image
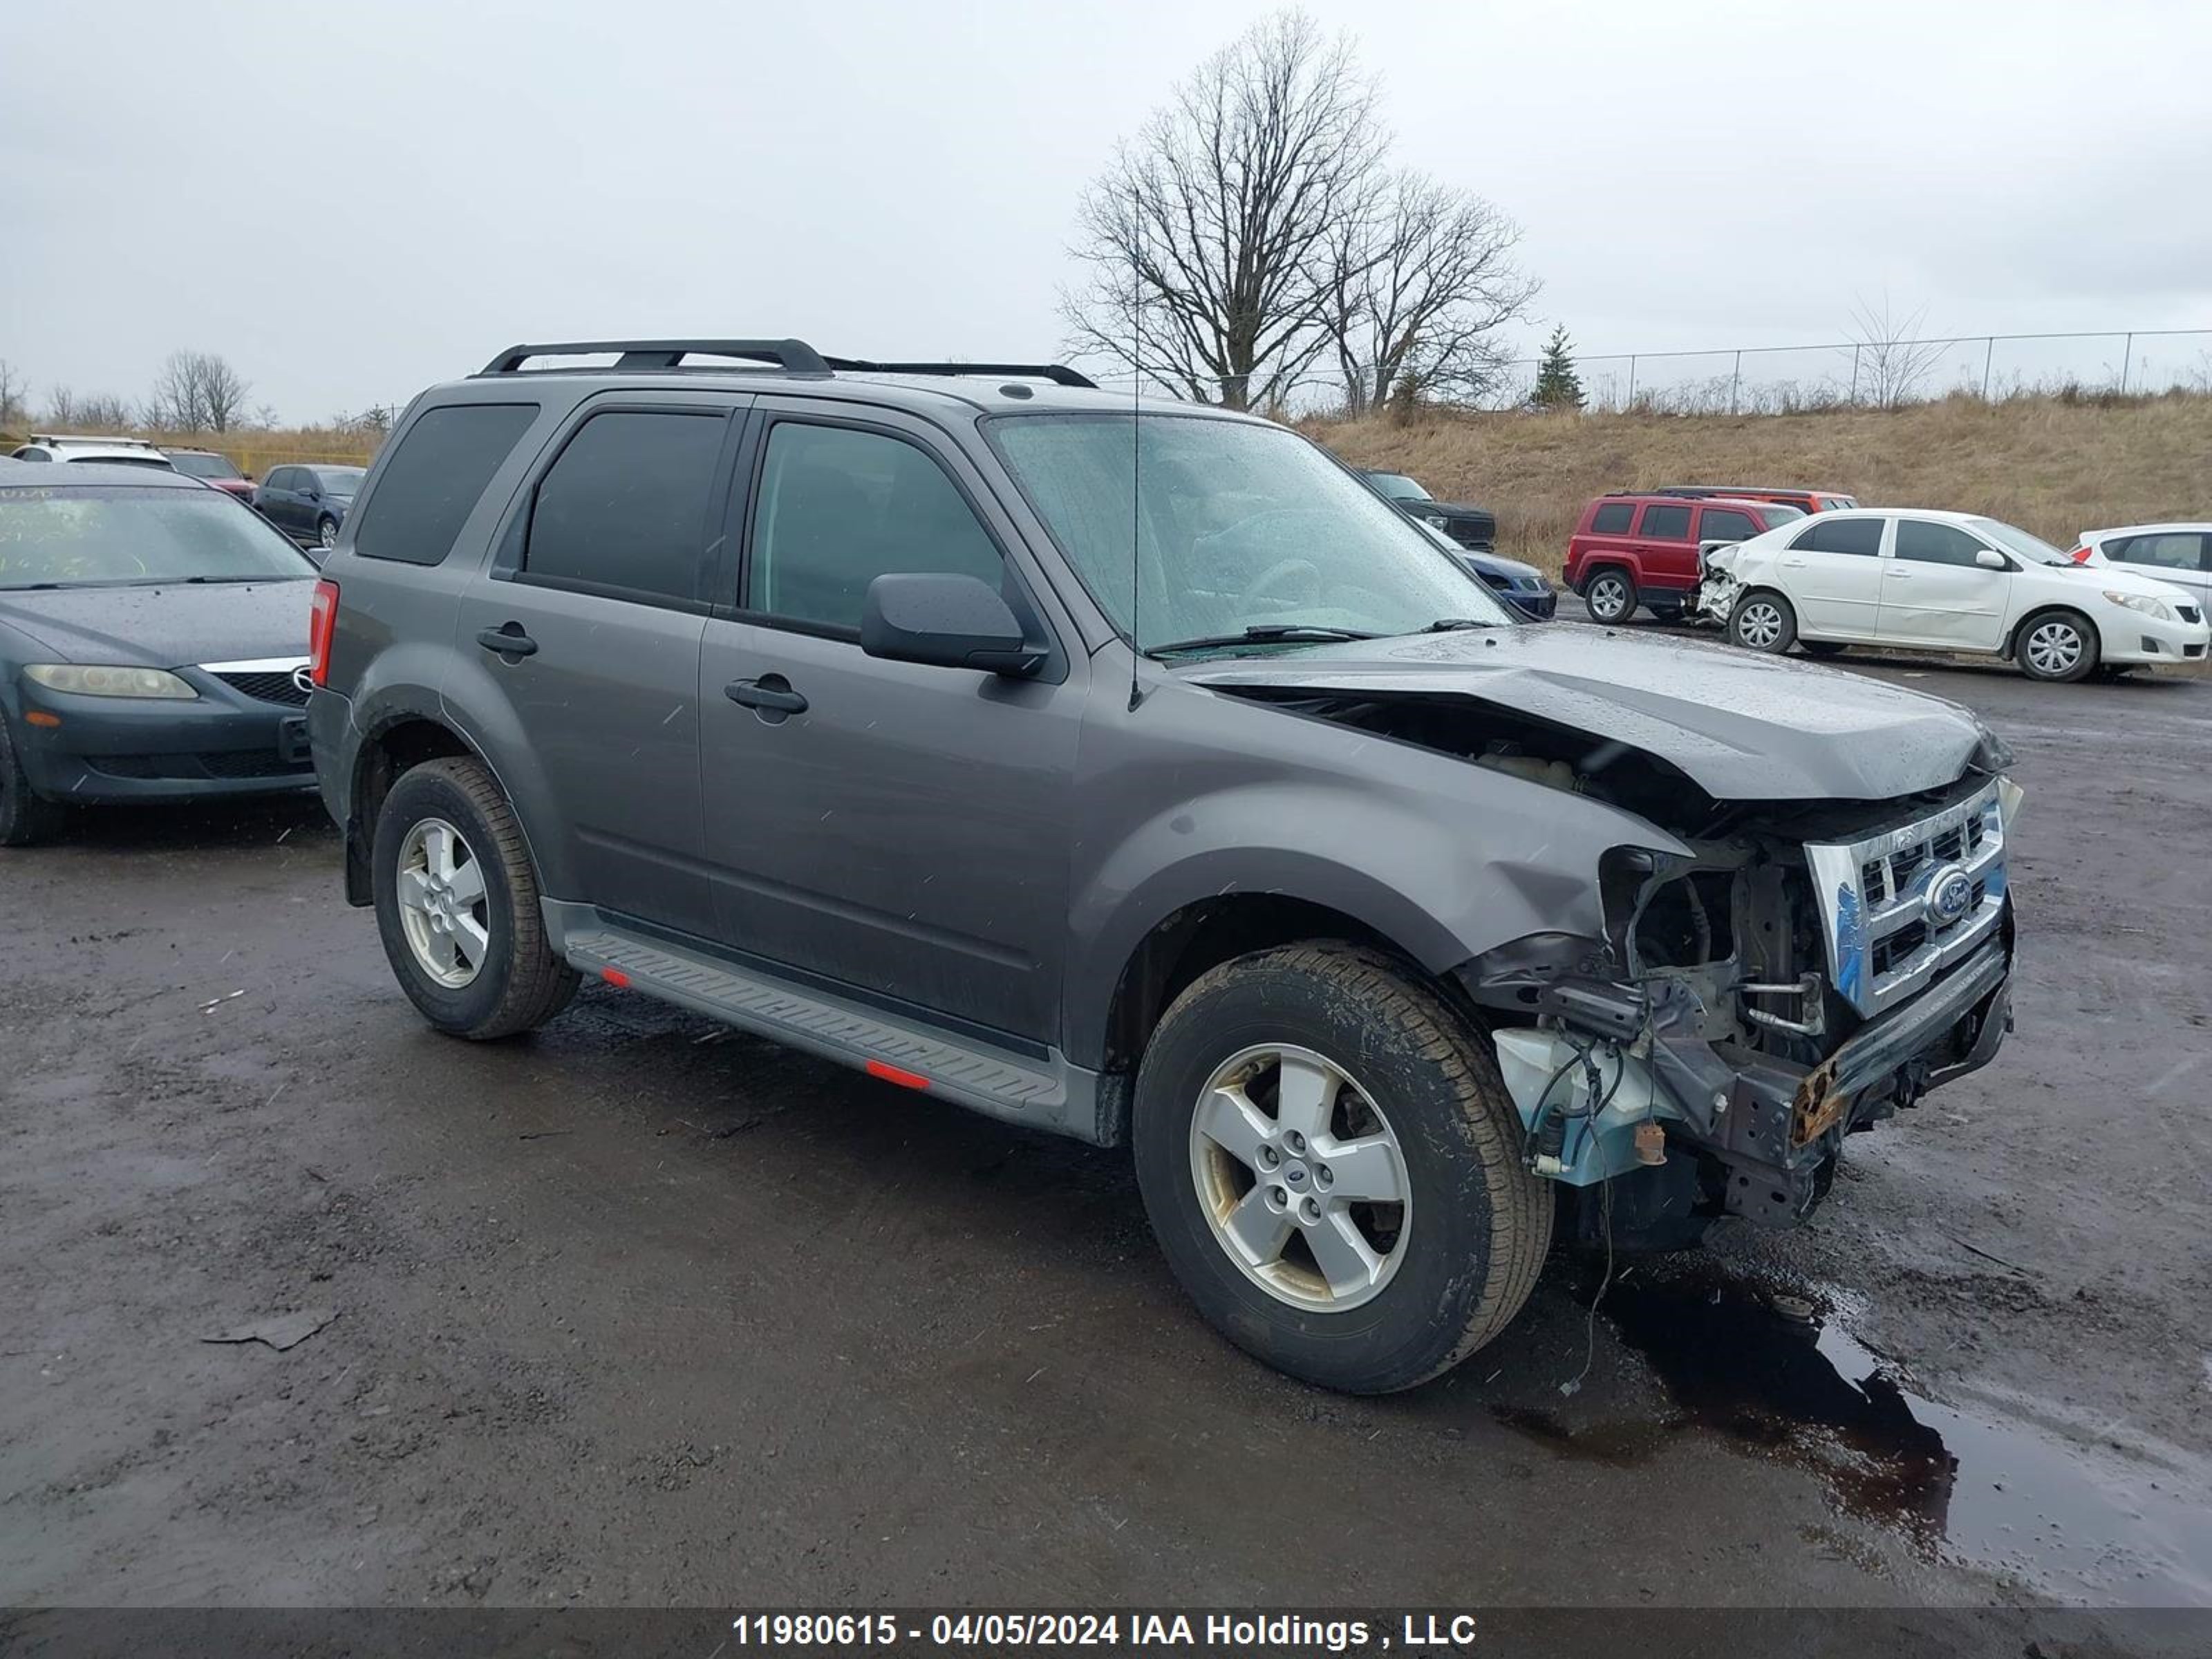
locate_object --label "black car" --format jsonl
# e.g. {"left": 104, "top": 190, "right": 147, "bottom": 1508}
{"left": 1362, "top": 470, "right": 1497, "bottom": 552}
{"left": 255, "top": 463, "right": 367, "bottom": 554}
{"left": 0, "top": 465, "right": 321, "bottom": 845}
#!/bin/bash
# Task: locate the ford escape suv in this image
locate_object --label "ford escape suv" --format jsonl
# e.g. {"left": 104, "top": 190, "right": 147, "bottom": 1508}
{"left": 309, "top": 337, "right": 2021, "bottom": 1394}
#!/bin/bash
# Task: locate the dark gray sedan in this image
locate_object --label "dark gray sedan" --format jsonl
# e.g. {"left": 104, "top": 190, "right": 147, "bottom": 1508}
{"left": 1, "top": 465, "right": 321, "bottom": 845}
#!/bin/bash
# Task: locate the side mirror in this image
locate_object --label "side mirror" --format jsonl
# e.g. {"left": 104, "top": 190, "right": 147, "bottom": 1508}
{"left": 861, "top": 573, "right": 1041, "bottom": 676}
{"left": 1974, "top": 547, "right": 2008, "bottom": 571}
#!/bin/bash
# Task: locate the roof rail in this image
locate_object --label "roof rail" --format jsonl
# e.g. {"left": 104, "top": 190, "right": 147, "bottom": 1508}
{"left": 478, "top": 339, "right": 832, "bottom": 377}
{"left": 27, "top": 432, "right": 160, "bottom": 448}
{"left": 824, "top": 359, "right": 1098, "bottom": 389}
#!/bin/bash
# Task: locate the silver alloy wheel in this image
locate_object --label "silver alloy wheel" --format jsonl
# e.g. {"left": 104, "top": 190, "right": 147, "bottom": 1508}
{"left": 1736, "top": 598, "right": 1785, "bottom": 649}
{"left": 2025, "top": 618, "right": 2085, "bottom": 677}
{"left": 319, "top": 518, "right": 339, "bottom": 550}
{"left": 1588, "top": 574, "right": 1630, "bottom": 620}
{"left": 395, "top": 816, "right": 490, "bottom": 988}
{"left": 1187, "top": 1042, "right": 1412, "bottom": 1312}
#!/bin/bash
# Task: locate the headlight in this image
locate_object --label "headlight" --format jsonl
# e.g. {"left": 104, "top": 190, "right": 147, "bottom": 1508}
{"left": 2103, "top": 590, "right": 2175, "bottom": 621}
{"left": 24, "top": 664, "right": 199, "bottom": 700}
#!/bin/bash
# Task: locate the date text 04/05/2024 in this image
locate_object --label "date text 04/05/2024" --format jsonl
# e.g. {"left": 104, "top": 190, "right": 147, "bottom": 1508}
{"left": 725, "top": 1612, "right": 1484, "bottom": 1650}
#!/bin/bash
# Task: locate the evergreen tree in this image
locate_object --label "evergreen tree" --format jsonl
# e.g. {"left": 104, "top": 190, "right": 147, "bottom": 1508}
{"left": 1530, "top": 325, "right": 1585, "bottom": 411}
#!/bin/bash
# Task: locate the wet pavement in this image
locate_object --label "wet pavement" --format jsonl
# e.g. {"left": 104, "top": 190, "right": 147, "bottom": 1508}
{"left": 2, "top": 650, "right": 2209, "bottom": 1625}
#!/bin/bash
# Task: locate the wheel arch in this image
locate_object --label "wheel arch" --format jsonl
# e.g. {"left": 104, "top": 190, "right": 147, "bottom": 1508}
{"left": 344, "top": 714, "right": 487, "bottom": 905}
{"left": 2004, "top": 602, "right": 2098, "bottom": 660}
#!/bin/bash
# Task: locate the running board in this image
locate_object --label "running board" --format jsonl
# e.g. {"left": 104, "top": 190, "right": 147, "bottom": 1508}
{"left": 541, "top": 903, "right": 1108, "bottom": 1145}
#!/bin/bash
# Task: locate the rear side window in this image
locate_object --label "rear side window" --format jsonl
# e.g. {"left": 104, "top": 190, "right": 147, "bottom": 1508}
{"left": 354, "top": 402, "right": 539, "bottom": 566}
{"left": 1638, "top": 504, "right": 1693, "bottom": 540}
{"left": 1790, "top": 516, "right": 1884, "bottom": 556}
{"left": 522, "top": 410, "right": 726, "bottom": 606}
{"left": 2107, "top": 532, "right": 2209, "bottom": 573}
{"left": 1698, "top": 507, "right": 1759, "bottom": 543}
{"left": 1895, "top": 519, "right": 1991, "bottom": 567}
{"left": 747, "top": 422, "right": 1003, "bottom": 633}
{"left": 1588, "top": 502, "right": 1634, "bottom": 534}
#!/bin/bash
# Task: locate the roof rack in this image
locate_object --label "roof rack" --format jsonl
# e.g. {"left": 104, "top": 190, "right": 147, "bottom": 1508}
{"left": 823, "top": 359, "right": 1098, "bottom": 390}
{"left": 478, "top": 339, "right": 832, "bottom": 376}
{"left": 27, "top": 432, "right": 160, "bottom": 448}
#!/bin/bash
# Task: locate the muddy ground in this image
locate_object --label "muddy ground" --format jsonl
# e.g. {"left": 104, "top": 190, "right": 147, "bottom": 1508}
{"left": 2, "top": 650, "right": 2208, "bottom": 1640}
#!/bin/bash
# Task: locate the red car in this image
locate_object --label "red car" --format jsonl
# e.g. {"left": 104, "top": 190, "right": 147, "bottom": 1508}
{"left": 162, "top": 448, "right": 257, "bottom": 500}
{"left": 1564, "top": 492, "right": 1806, "bottom": 624}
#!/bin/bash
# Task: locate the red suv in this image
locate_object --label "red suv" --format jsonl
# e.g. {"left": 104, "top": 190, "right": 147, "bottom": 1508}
{"left": 1564, "top": 493, "right": 1805, "bottom": 624}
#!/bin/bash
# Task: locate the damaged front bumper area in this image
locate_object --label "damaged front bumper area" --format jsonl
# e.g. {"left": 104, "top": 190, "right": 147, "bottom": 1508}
{"left": 1463, "top": 777, "right": 2019, "bottom": 1232}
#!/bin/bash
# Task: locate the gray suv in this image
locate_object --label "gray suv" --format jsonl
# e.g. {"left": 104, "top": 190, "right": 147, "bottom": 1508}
{"left": 308, "top": 338, "right": 2020, "bottom": 1394}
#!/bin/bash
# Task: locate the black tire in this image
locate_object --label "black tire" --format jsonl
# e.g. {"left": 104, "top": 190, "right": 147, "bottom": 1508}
{"left": 0, "top": 713, "right": 66, "bottom": 847}
{"left": 1132, "top": 944, "right": 1551, "bottom": 1394}
{"left": 1730, "top": 588, "right": 1798, "bottom": 654}
{"left": 372, "top": 755, "right": 579, "bottom": 1039}
{"left": 317, "top": 516, "right": 339, "bottom": 551}
{"left": 1801, "top": 640, "right": 1848, "bottom": 657}
{"left": 1582, "top": 565, "right": 1638, "bottom": 625}
{"left": 2014, "top": 608, "right": 2099, "bottom": 683}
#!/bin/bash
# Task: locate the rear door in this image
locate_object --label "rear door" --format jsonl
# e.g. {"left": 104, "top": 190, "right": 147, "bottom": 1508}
{"left": 1777, "top": 514, "right": 1886, "bottom": 637}
{"left": 1879, "top": 516, "right": 2010, "bottom": 650}
{"left": 1633, "top": 501, "right": 1698, "bottom": 594}
{"left": 450, "top": 393, "right": 745, "bottom": 929}
{"left": 260, "top": 467, "right": 300, "bottom": 535}
{"left": 695, "top": 400, "right": 1082, "bottom": 1044}
{"left": 2103, "top": 532, "right": 2212, "bottom": 617}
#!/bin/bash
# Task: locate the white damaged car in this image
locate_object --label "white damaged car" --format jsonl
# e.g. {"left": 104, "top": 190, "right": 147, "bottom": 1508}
{"left": 1698, "top": 508, "right": 2209, "bottom": 682}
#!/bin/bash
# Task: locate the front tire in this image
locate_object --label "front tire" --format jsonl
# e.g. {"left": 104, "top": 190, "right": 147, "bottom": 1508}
{"left": 1730, "top": 589, "right": 1798, "bottom": 653}
{"left": 372, "top": 756, "right": 579, "bottom": 1039}
{"left": 1801, "top": 640, "right": 1848, "bottom": 657}
{"left": 317, "top": 516, "right": 339, "bottom": 552}
{"left": 1132, "top": 944, "right": 1550, "bottom": 1394}
{"left": 1582, "top": 566, "right": 1638, "bottom": 625}
{"left": 0, "top": 714, "right": 66, "bottom": 847}
{"left": 2016, "top": 609, "right": 2099, "bottom": 682}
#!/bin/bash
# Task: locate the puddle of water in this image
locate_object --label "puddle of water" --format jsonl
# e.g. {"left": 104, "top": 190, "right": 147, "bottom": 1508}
{"left": 1494, "top": 1269, "right": 2212, "bottom": 1605}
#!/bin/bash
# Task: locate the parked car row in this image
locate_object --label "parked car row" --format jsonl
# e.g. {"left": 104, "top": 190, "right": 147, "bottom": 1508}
{"left": 5, "top": 434, "right": 365, "bottom": 552}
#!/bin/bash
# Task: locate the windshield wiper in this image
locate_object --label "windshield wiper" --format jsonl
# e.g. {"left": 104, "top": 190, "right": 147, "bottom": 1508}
{"left": 1422, "top": 617, "right": 1503, "bottom": 632}
{"left": 1145, "top": 624, "right": 1376, "bottom": 658}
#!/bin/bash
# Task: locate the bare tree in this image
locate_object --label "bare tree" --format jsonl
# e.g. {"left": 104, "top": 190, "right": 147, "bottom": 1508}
{"left": 1846, "top": 296, "right": 1946, "bottom": 410}
{"left": 1318, "top": 171, "right": 1536, "bottom": 415}
{"left": 0, "top": 359, "right": 27, "bottom": 429}
{"left": 44, "top": 386, "right": 136, "bottom": 431}
{"left": 1062, "top": 10, "right": 1387, "bottom": 409}
{"left": 144, "top": 350, "right": 252, "bottom": 433}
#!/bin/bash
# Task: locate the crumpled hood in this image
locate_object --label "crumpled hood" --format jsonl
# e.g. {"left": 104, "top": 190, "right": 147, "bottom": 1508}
{"left": 1, "top": 580, "right": 315, "bottom": 668}
{"left": 1178, "top": 626, "right": 1989, "bottom": 801}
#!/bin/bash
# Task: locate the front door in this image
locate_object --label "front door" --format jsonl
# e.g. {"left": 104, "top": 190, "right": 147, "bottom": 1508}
{"left": 1879, "top": 517, "right": 2011, "bottom": 650}
{"left": 1779, "top": 514, "right": 1887, "bottom": 637}
{"left": 696, "top": 405, "right": 1081, "bottom": 1044}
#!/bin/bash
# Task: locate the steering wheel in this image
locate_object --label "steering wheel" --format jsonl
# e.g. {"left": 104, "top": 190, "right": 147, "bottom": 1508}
{"left": 1237, "top": 556, "right": 1323, "bottom": 614}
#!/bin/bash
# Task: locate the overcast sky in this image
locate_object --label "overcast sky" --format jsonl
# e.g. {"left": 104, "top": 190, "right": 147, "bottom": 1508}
{"left": 6, "top": 0, "right": 2209, "bottom": 421}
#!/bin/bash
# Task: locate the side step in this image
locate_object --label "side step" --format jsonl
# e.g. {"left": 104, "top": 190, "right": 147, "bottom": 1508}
{"left": 546, "top": 908, "right": 1104, "bottom": 1143}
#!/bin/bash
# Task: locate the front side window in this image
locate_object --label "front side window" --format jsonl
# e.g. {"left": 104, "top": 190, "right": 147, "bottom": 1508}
{"left": 1791, "top": 516, "right": 1884, "bottom": 556}
{"left": 1894, "top": 519, "right": 1993, "bottom": 567}
{"left": 354, "top": 401, "right": 541, "bottom": 567}
{"left": 1697, "top": 507, "right": 1759, "bottom": 543}
{"left": 0, "top": 487, "right": 315, "bottom": 589}
{"left": 523, "top": 410, "right": 724, "bottom": 605}
{"left": 1638, "top": 504, "right": 1693, "bottom": 540}
{"left": 988, "top": 413, "right": 1511, "bottom": 650}
{"left": 749, "top": 422, "right": 1002, "bottom": 631}
{"left": 2108, "top": 532, "right": 2209, "bottom": 574}
{"left": 1588, "top": 501, "right": 1634, "bottom": 534}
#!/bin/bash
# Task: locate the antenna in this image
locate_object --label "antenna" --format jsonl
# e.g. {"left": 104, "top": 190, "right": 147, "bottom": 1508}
{"left": 1127, "top": 218, "right": 1144, "bottom": 713}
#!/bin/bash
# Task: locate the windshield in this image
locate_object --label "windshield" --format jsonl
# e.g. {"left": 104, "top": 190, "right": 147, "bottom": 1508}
{"left": 989, "top": 414, "right": 1512, "bottom": 651}
{"left": 313, "top": 466, "right": 366, "bottom": 496}
{"left": 0, "top": 487, "right": 315, "bottom": 589}
{"left": 1759, "top": 503, "right": 1806, "bottom": 524}
{"left": 1366, "top": 472, "right": 1429, "bottom": 500}
{"left": 166, "top": 451, "right": 241, "bottom": 480}
{"left": 1969, "top": 517, "right": 2072, "bottom": 566}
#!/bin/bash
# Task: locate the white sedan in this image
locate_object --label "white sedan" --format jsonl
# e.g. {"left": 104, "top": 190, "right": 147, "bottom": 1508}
{"left": 1698, "top": 508, "right": 2209, "bottom": 682}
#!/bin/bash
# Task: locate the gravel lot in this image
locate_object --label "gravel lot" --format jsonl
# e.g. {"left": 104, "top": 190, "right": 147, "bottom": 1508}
{"left": 3, "top": 648, "right": 2208, "bottom": 1633}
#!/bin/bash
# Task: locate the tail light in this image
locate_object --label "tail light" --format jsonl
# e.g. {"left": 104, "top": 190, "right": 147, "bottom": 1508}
{"left": 307, "top": 579, "right": 339, "bottom": 686}
{"left": 2068, "top": 546, "right": 2093, "bottom": 564}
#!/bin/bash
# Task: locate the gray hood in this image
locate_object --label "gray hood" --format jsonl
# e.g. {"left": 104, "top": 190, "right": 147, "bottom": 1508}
{"left": 1179, "top": 626, "right": 1987, "bottom": 801}
{"left": 1, "top": 579, "right": 315, "bottom": 668}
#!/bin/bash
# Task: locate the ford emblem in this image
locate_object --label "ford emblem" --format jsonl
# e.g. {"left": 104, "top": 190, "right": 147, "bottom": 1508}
{"left": 1928, "top": 865, "right": 1976, "bottom": 925}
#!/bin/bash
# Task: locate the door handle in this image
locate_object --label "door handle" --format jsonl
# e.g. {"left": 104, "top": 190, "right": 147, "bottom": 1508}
{"left": 725, "top": 676, "right": 807, "bottom": 715}
{"left": 477, "top": 624, "right": 538, "bottom": 657}
{"left": 1887, "top": 570, "right": 1913, "bottom": 580}
{"left": 1781, "top": 558, "right": 1807, "bottom": 569}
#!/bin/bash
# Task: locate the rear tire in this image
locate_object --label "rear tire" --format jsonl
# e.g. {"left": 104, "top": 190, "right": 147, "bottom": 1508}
{"left": 0, "top": 714, "right": 66, "bottom": 847}
{"left": 372, "top": 756, "right": 579, "bottom": 1039}
{"left": 1132, "top": 944, "right": 1550, "bottom": 1394}
{"left": 1730, "top": 589, "right": 1798, "bottom": 653}
{"left": 2015, "top": 608, "right": 2099, "bottom": 682}
{"left": 1582, "top": 567, "right": 1638, "bottom": 625}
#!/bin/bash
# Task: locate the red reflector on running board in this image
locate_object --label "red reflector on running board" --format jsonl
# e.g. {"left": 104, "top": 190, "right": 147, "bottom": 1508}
{"left": 600, "top": 968, "right": 631, "bottom": 988}
{"left": 866, "top": 1060, "right": 930, "bottom": 1091}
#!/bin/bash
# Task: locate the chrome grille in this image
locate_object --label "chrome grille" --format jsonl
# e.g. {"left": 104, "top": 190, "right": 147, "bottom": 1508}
{"left": 1806, "top": 781, "right": 2009, "bottom": 1018}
